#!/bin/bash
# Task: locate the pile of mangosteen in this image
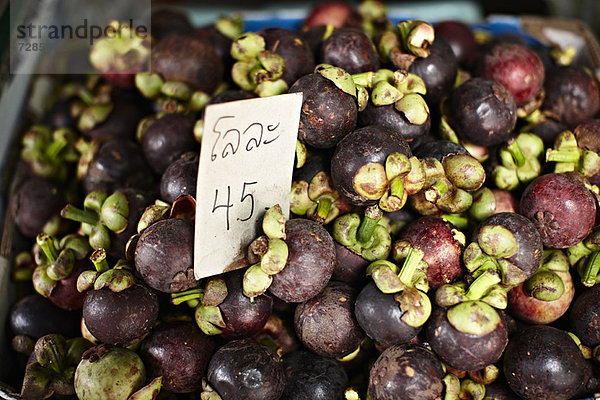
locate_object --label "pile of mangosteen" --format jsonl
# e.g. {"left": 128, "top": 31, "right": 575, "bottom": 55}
{"left": 6, "top": 1, "right": 600, "bottom": 399}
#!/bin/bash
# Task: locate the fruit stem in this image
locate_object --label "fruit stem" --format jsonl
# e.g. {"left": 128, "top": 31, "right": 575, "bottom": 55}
{"left": 357, "top": 205, "right": 382, "bottom": 244}
{"left": 506, "top": 138, "right": 526, "bottom": 167}
{"left": 465, "top": 263, "right": 501, "bottom": 300}
{"left": 171, "top": 288, "right": 205, "bottom": 306}
{"left": 546, "top": 148, "right": 581, "bottom": 163}
{"left": 398, "top": 247, "right": 425, "bottom": 287}
{"left": 582, "top": 250, "right": 600, "bottom": 287}
{"left": 89, "top": 249, "right": 109, "bottom": 273}
{"left": 60, "top": 205, "right": 99, "bottom": 226}
{"left": 36, "top": 234, "right": 58, "bottom": 263}
{"left": 314, "top": 197, "right": 333, "bottom": 223}
{"left": 389, "top": 177, "right": 405, "bottom": 199}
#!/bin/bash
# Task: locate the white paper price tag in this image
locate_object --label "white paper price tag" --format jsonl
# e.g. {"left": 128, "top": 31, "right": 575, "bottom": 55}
{"left": 194, "top": 93, "right": 303, "bottom": 279}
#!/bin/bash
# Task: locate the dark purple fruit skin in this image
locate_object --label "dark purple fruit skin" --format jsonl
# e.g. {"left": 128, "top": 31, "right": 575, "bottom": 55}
{"left": 503, "top": 325, "right": 590, "bottom": 400}
{"left": 332, "top": 242, "right": 369, "bottom": 287}
{"left": 151, "top": 35, "right": 224, "bottom": 93}
{"left": 84, "top": 138, "right": 154, "bottom": 193}
{"left": 219, "top": 269, "right": 273, "bottom": 340}
{"left": 135, "top": 218, "right": 197, "bottom": 293}
{"left": 412, "top": 140, "right": 469, "bottom": 161}
{"left": 425, "top": 306, "right": 508, "bottom": 371}
{"left": 151, "top": 9, "right": 194, "bottom": 41}
{"left": 399, "top": 216, "right": 464, "bottom": 289}
{"left": 48, "top": 259, "right": 89, "bottom": 310}
{"left": 472, "top": 212, "right": 543, "bottom": 279}
{"left": 13, "top": 177, "right": 65, "bottom": 239}
{"left": 355, "top": 281, "right": 421, "bottom": 346}
{"left": 331, "top": 125, "right": 412, "bottom": 206}
{"left": 484, "top": 380, "right": 520, "bottom": 400}
{"left": 529, "top": 118, "right": 567, "bottom": 146}
{"left": 281, "top": 350, "right": 348, "bottom": 400}
{"left": 160, "top": 152, "right": 199, "bottom": 203}
{"left": 10, "top": 294, "right": 81, "bottom": 339}
{"left": 569, "top": 286, "right": 600, "bottom": 347}
{"left": 448, "top": 77, "right": 517, "bottom": 147}
{"left": 269, "top": 218, "right": 335, "bottom": 303}
{"left": 208, "top": 89, "right": 255, "bottom": 105}
{"left": 320, "top": 28, "right": 380, "bottom": 74}
{"left": 194, "top": 26, "right": 234, "bottom": 71}
{"left": 408, "top": 37, "right": 457, "bottom": 105}
{"left": 258, "top": 27, "right": 315, "bottom": 87}
{"left": 542, "top": 66, "right": 600, "bottom": 128}
{"left": 435, "top": 21, "right": 478, "bottom": 68}
{"left": 83, "top": 283, "right": 158, "bottom": 346}
{"left": 140, "top": 321, "right": 216, "bottom": 393}
{"left": 108, "top": 188, "right": 151, "bottom": 260}
{"left": 475, "top": 42, "right": 545, "bottom": 107}
{"left": 86, "top": 96, "right": 148, "bottom": 141}
{"left": 294, "top": 281, "right": 365, "bottom": 358}
{"left": 142, "top": 114, "right": 198, "bottom": 175}
{"left": 289, "top": 74, "right": 357, "bottom": 149}
{"left": 368, "top": 343, "right": 444, "bottom": 400}
{"left": 207, "top": 339, "right": 285, "bottom": 400}
{"left": 358, "top": 102, "right": 431, "bottom": 142}
{"left": 520, "top": 173, "right": 596, "bottom": 248}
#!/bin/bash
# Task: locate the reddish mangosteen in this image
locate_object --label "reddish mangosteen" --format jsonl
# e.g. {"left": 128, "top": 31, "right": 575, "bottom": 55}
{"left": 395, "top": 216, "right": 464, "bottom": 289}
{"left": 302, "top": 2, "right": 361, "bottom": 29}
{"left": 520, "top": 172, "right": 596, "bottom": 248}
{"left": 475, "top": 42, "right": 545, "bottom": 110}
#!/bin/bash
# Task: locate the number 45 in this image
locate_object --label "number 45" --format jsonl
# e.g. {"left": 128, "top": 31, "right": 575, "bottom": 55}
{"left": 212, "top": 182, "right": 257, "bottom": 230}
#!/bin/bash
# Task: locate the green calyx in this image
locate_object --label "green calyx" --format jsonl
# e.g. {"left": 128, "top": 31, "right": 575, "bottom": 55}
{"left": 493, "top": 133, "right": 544, "bottom": 190}
{"left": 290, "top": 170, "right": 343, "bottom": 225}
{"left": 89, "top": 20, "right": 151, "bottom": 74}
{"left": 21, "top": 126, "right": 79, "bottom": 181}
{"left": 379, "top": 153, "right": 425, "bottom": 212}
{"left": 137, "top": 200, "right": 171, "bottom": 233}
{"left": 546, "top": 130, "right": 600, "bottom": 178}
{"left": 397, "top": 20, "right": 435, "bottom": 58}
{"left": 468, "top": 187, "right": 496, "bottom": 222}
{"left": 523, "top": 269, "right": 565, "bottom": 301}
{"left": 78, "top": 249, "right": 135, "bottom": 293}
{"left": 33, "top": 234, "right": 90, "bottom": 298}
{"left": 366, "top": 258, "right": 431, "bottom": 327}
{"left": 315, "top": 64, "right": 357, "bottom": 97}
{"left": 195, "top": 305, "right": 226, "bottom": 336}
{"left": 578, "top": 250, "right": 600, "bottom": 287}
{"left": 464, "top": 241, "right": 526, "bottom": 288}
{"left": 61, "top": 190, "right": 131, "bottom": 251}
{"left": 242, "top": 205, "right": 289, "bottom": 297}
{"left": 214, "top": 14, "right": 243, "bottom": 40}
{"left": 442, "top": 153, "right": 486, "bottom": 192}
{"left": 136, "top": 72, "right": 210, "bottom": 113}
{"left": 477, "top": 224, "right": 518, "bottom": 259}
{"left": 447, "top": 300, "right": 501, "bottom": 336}
{"left": 333, "top": 207, "right": 391, "bottom": 261}
{"left": 21, "top": 334, "right": 93, "bottom": 399}
{"left": 231, "top": 33, "right": 288, "bottom": 97}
